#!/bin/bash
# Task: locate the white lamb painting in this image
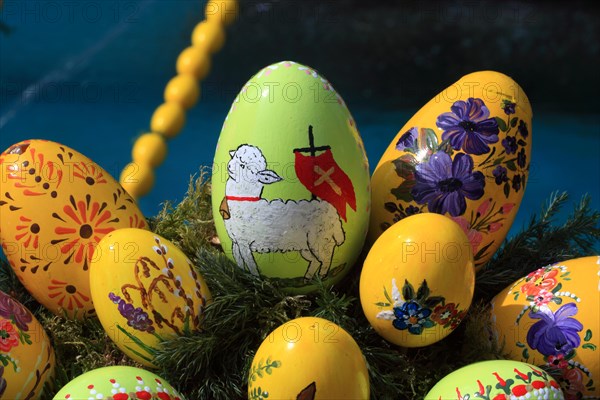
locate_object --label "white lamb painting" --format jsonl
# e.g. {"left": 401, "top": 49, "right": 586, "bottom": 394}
{"left": 219, "top": 144, "right": 346, "bottom": 281}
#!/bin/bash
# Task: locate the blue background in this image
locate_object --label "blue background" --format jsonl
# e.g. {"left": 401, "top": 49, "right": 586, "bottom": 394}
{"left": 1, "top": 0, "right": 598, "bottom": 242}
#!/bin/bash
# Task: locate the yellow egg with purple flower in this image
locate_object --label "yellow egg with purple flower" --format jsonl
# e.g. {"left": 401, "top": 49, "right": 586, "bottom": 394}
{"left": 89, "top": 228, "right": 211, "bottom": 368}
{"left": 369, "top": 71, "right": 532, "bottom": 269}
{"left": 490, "top": 256, "right": 600, "bottom": 399}
{"left": 0, "top": 290, "right": 55, "bottom": 399}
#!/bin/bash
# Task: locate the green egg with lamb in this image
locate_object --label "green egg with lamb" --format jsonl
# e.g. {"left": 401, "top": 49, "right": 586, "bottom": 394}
{"left": 211, "top": 61, "right": 370, "bottom": 292}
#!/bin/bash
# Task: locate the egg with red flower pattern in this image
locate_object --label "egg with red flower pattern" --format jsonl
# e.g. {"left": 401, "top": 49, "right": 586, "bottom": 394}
{"left": 491, "top": 256, "right": 600, "bottom": 399}
{"left": 0, "top": 290, "right": 55, "bottom": 399}
{"left": 0, "top": 140, "right": 147, "bottom": 319}
{"left": 426, "top": 360, "right": 563, "bottom": 400}
{"left": 53, "top": 366, "right": 185, "bottom": 400}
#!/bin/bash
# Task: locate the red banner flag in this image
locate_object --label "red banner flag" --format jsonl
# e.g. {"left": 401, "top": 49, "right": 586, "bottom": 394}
{"left": 294, "top": 149, "right": 356, "bottom": 221}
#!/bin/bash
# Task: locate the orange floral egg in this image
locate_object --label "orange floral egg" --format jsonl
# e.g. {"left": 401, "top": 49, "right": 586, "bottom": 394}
{"left": 0, "top": 140, "right": 147, "bottom": 319}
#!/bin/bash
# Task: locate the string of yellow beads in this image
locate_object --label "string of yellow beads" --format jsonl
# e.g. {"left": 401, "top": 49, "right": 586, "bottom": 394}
{"left": 120, "top": 1, "right": 238, "bottom": 199}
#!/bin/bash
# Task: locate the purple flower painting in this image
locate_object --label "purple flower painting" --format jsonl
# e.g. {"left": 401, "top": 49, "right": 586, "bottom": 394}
{"left": 526, "top": 303, "right": 583, "bottom": 356}
{"left": 395, "top": 127, "right": 418, "bottom": 151}
{"left": 109, "top": 292, "right": 155, "bottom": 334}
{"left": 0, "top": 291, "right": 32, "bottom": 332}
{"left": 412, "top": 152, "right": 485, "bottom": 217}
{"left": 436, "top": 97, "right": 499, "bottom": 155}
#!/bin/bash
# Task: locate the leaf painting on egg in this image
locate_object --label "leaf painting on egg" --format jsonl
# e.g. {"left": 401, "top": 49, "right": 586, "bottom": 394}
{"left": 381, "top": 97, "right": 530, "bottom": 266}
{"left": 219, "top": 126, "right": 355, "bottom": 283}
{"left": 248, "top": 357, "right": 282, "bottom": 400}
{"left": 501, "top": 262, "right": 597, "bottom": 398}
{"left": 376, "top": 278, "right": 467, "bottom": 335}
{"left": 105, "top": 236, "right": 209, "bottom": 364}
{"left": 450, "top": 365, "right": 562, "bottom": 400}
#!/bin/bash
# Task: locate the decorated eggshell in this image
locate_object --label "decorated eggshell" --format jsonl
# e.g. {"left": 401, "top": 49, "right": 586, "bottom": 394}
{"left": 248, "top": 317, "right": 370, "bottom": 399}
{"left": 425, "top": 360, "right": 563, "bottom": 400}
{"left": 0, "top": 140, "right": 147, "bottom": 319}
{"left": 89, "top": 228, "right": 211, "bottom": 367}
{"left": 53, "top": 366, "right": 185, "bottom": 399}
{"left": 211, "top": 61, "right": 370, "bottom": 292}
{"left": 360, "top": 213, "right": 475, "bottom": 347}
{"left": 369, "top": 71, "right": 532, "bottom": 269}
{"left": 490, "top": 256, "right": 600, "bottom": 399}
{"left": 0, "top": 290, "right": 55, "bottom": 399}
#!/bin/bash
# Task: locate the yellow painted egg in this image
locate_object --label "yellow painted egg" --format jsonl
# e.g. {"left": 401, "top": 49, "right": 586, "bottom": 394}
{"left": 490, "top": 256, "right": 600, "bottom": 399}
{"left": 0, "top": 290, "right": 55, "bottom": 399}
{"left": 370, "top": 71, "right": 532, "bottom": 269}
{"left": 0, "top": 140, "right": 147, "bottom": 319}
{"left": 53, "top": 365, "right": 185, "bottom": 399}
{"left": 211, "top": 61, "right": 370, "bottom": 293}
{"left": 360, "top": 213, "right": 475, "bottom": 347}
{"left": 89, "top": 228, "right": 211, "bottom": 367}
{"left": 425, "top": 360, "right": 564, "bottom": 400}
{"left": 248, "top": 317, "right": 370, "bottom": 399}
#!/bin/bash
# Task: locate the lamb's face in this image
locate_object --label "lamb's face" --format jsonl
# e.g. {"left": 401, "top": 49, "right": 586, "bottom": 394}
{"left": 227, "top": 145, "right": 267, "bottom": 182}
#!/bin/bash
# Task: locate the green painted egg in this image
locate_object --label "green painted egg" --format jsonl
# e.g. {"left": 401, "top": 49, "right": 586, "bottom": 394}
{"left": 425, "top": 360, "right": 564, "bottom": 399}
{"left": 211, "top": 61, "right": 370, "bottom": 292}
{"left": 53, "top": 366, "right": 185, "bottom": 399}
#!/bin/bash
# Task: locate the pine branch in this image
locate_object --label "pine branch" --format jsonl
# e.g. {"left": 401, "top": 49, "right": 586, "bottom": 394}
{"left": 475, "top": 192, "right": 599, "bottom": 301}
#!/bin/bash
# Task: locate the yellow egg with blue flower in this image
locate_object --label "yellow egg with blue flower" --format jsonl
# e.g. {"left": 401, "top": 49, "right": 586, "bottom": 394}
{"left": 369, "top": 71, "right": 532, "bottom": 269}
{"left": 89, "top": 228, "right": 211, "bottom": 368}
{"left": 490, "top": 256, "right": 600, "bottom": 399}
{"left": 360, "top": 213, "right": 475, "bottom": 347}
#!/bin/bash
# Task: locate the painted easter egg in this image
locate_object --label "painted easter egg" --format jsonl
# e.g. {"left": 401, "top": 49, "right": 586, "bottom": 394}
{"left": 370, "top": 71, "right": 532, "bottom": 269}
{"left": 211, "top": 61, "right": 370, "bottom": 292}
{"left": 0, "top": 290, "right": 55, "bottom": 399}
{"left": 360, "top": 213, "right": 475, "bottom": 347}
{"left": 89, "top": 228, "right": 211, "bottom": 367}
{"left": 490, "top": 256, "right": 600, "bottom": 399}
{"left": 248, "top": 317, "right": 370, "bottom": 399}
{"left": 53, "top": 366, "right": 185, "bottom": 399}
{"left": 0, "top": 140, "right": 147, "bottom": 319}
{"left": 425, "top": 360, "right": 564, "bottom": 400}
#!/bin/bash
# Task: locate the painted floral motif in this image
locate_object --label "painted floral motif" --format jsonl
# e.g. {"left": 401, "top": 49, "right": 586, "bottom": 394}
{"left": 47, "top": 279, "right": 91, "bottom": 313}
{"left": 507, "top": 264, "right": 597, "bottom": 399}
{"left": 385, "top": 97, "right": 530, "bottom": 267}
{"left": 0, "top": 366, "right": 6, "bottom": 398}
{"left": 3, "top": 142, "right": 64, "bottom": 197}
{"left": 412, "top": 152, "right": 485, "bottom": 217}
{"left": 0, "top": 320, "right": 19, "bottom": 352}
{"left": 109, "top": 237, "right": 209, "bottom": 364}
{"left": 447, "top": 365, "right": 563, "bottom": 400}
{"left": 436, "top": 97, "right": 499, "bottom": 155}
{"left": 376, "top": 278, "right": 466, "bottom": 335}
{"left": 52, "top": 194, "right": 118, "bottom": 271}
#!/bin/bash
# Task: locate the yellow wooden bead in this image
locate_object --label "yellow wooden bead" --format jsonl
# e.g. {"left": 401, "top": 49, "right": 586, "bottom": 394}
{"left": 132, "top": 133, "right": 167, "bottom": 167}
{"left": 120, "top": 162, "right": 155, "bottom": 198}
{"left": 164, "top": 75, "right": 200, "bottom": 109}
{"left": 192, "top": 20, "right": 226, "bottom": 54}
{"left": 205, "top": 0, "right": 238, "bottom": 26}
{"left": 150, "top": 103, "right": 186, "bottom": 139}
{"left": 176, "top": 47, "right": 211, "bottom": 80}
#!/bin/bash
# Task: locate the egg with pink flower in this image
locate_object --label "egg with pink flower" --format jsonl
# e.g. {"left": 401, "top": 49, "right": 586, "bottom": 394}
{"left": 491, "top": 256, "right": 600, "bottom": 399}
{"left": 369, "top": 71, "right": 531, "bottom": 269}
